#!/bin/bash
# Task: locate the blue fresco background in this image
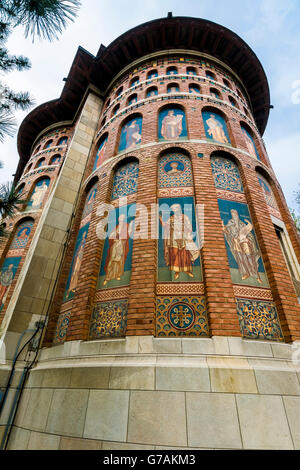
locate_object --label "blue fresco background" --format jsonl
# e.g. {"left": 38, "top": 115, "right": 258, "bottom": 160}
{"left": 63, "top": 222, "right": 90, "bottom": 302}
{"left": 202, "top": 110, "right": 231, "bottom": 144}
{"left": 217, "top": 198, "right": 266, "bottom": 275}
{"left": 158, "top": 107, "right": 187, "bottom": 140}
{"left": 98, "top": 203, "right": 136, "bottom": 289}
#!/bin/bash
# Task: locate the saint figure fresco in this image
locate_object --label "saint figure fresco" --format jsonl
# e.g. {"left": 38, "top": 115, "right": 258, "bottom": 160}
{"left": 205, "top": 113, "right": 229, "bottom": 144}
{"left": 0, "top": 258, "right": 20, "bottom": 311}
{"left": 67, "top": 232, "right": 87, "bottom": 295}
{"left": 161, "top": 110, "right": 183, "bottom": 140}
{"left": 29, "top": 179, "right": 49, "bottom": 210}
{"left": 159, "top": 204, "right": 200, "bottom": 280}
{"left": 242, "top": 128, "right": 259, "bottom": 160}
{"left": 103, "top": 214, "right": 135, "bottom": 285}
{"left": 119, "top": 118, "right": 142, "bottom": 152}
{"left": 94, "top": 138, "right": 108, "bottom": 170}
{"left": 222, "top": 209, "right": 262, "bottom": 284}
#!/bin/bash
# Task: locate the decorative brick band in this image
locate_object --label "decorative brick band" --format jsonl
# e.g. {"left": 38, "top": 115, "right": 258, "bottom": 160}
{"left": 95, "top": 287, "right": 130, "bottom": 302}
{"left": 216, "top": 189, "right": 247, "bottom": 203}
{"left": 233, "top": 285, "right": 273, "bottom": 301}
{"left": 158, "top": 187, "right": 194, "bottom": 198}
{"left": 157, "top": 283, "right": 205, "bottom": 295}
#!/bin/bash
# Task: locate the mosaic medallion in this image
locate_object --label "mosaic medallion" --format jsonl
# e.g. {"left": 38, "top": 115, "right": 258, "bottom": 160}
{"left": 168, "top": 302, "right": 195, "bottom": 330}
{"left": 156, "top": 296, "right": 209, "bottom": 337}
{"left": 158, "top": 153, "right": 193, "bottom": 188}
{"left": 236, "top": 298, "right": 284, "bottom": 341}
{"left": 89, "top": 299, "right": 128, "bottom": 339}
{"left": 54, "top": 311, "right": 71, "bottom": 344}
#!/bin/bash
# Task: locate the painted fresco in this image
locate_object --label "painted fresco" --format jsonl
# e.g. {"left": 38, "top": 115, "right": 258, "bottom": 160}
{"left": 167, "top": 85, "right": 179, "bottom": 93}
{"left": 189, "top": 85, "right": 200, "bottom": 94}
{"left": 118, "top": 117, "right": 142, "bottom": 152}
{"left": 241, "top": 126, "right": 260, "bottom": 160}
{"left": 54, "top": 311, "right": 71, "bottom": 344}
{"left": 111, "top": 161, "right": 139, "bottom": 201}
{"left": 0, "top": 257, "right": 21, "bottom": 311}
{"left": 10, "top": 221, "right": 34, "bottom": 250}
{"left": 202, "top": 111, "right": 230, "bottom": 145}
{"left": 158, "top": 108, "right": 187, "bottom": 141}
{"left": 158, "top": 153, "right": 193, "bottom": 189}
{"left": 51, "top": 155, "right": 61, "bottom": 165}
{"left": 82, "top": 183, "right": 97, "bottom": 221}
{"left": 158, "top": 197, "right": 202, "bottom": 283}
{"left": 63, "top": 223, "right": 89, "bottom": 302}
{"left": 147, "top": 88, "right": 158, "bottom": 97}
{"left": 211, "top": 156, "right": 244, "bottom": 193}
{"left": 257, "top": 174, "right": 279, "bottom": 210}
{"left": 156, "top": 296, "right": 209, "bottom": 337}
{"left": 97, "top": 203, "right": 136, "bottom": 290}
{"left": 218, "top": 199, "right": 269, "bottom": 287}
{"left": 26, "top": 177, "right": 50, "bottom": 211}
{"left": 93, "top": 136, "right": 108, "bottom": 170}
{"left": 63, "top": 184, "right": 97, "bottom": 303}
{"left": 89, "top": 299, "right": 128, "bottom": 339}
{"left": 236, "top": 298, "right": 283, "bottom": 341}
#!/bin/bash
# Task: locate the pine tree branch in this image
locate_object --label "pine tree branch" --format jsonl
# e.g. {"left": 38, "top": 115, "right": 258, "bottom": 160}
{"left": 11, "top": 0, "right": 81, "bottom": 41}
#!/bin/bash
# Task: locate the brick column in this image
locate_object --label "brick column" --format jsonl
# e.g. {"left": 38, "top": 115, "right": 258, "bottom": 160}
{"left": 192, "top": 150, "right": 240, "bottom": 337}
{"left": 65, "top": 172, "right": 112, "bottom": 342}
{"left": 241, "top": 164, "right": 300, "bottom": 341}
{"left": 126, "top": 151, "right": 157, "bottom": 336}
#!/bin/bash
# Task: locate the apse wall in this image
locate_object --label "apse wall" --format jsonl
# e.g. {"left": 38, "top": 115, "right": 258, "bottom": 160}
{"left": 2, "top": 49, "right": 300, "bottom": 451}
{"left": 42, "top": 53, "right": 300, "bottom": 346}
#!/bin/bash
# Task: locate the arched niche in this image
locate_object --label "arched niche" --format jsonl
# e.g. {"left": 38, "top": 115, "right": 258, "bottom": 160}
{"left": 158, "top": 105, "right": 188, "bottom": 141}
{"left": 118, "top": 114, "right": 142, "bottom": 153}
{"left": 93, "top": 133, "right": 108, "bottom": 171}
{"left": 240, "top": 122, "right": 261, "bottom": 161}
{"left": 26, "top": 176, "right": 50, "bottom": 211}
{"left": 202, "top": 107, "right": 231, "bottom": 145}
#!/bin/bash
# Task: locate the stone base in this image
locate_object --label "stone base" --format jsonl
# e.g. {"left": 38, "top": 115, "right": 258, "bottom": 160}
{"left": 3, "top": 336, "right": 300, "bottom": 450}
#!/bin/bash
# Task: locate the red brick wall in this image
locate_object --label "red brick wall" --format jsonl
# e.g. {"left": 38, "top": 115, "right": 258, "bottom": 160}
{"left": 39, "top": 55, "right": 300, "bottom": 344}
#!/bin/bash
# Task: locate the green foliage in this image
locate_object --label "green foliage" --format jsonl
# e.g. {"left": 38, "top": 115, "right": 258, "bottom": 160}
{"left": 290, "top": 208, "right": 300, "bottom": 234}
{"left": 0, "top": 181, "right": 25, "bottom": 236}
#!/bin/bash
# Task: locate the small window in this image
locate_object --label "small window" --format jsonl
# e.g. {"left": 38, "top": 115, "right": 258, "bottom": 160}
{"left": 130, "top": 77, "right": 139, "bottom": 87}
{"left": 34, "top": 145, "right": 40, "bottom": 154}
{"left": 36, "top": 158, "right": 46, "bottom": 168}
{"left": 229, "top": 96, "right": 237, "bottom": 107}
{"left": 167, "top": 83, "right": 180, "bottom": 94}
{"left": 105, "top": 99, "right": 110, "bottom": 109}
{"left": 127, "top": 94, "right": 138, "bottom": 106}
{"left": 206, "top": 71, "right": 216, "bottom": 81}
{"left": 146, "top": 87, "right": 158, "bottom": 97}
{"left": 101, "top": 117, "right": 106, "bottom": 127}
{"left": 189, "top": 84, "right": 200, "bottom": 94}
{"left": 50, "top": 154, "right": 61, "bottom": 165}
{"left": 44, "top": 140, "right": 53, "bottom": 149}
{"left": 112, "top": 104, "right": 120, "bottom": 117}
{"left": 166, "top": 67, "right": 178, "bottom": 75}
{"left": 58, "top": 136, "right": 68, "bottom": 146}
{"left": 223, "top": 78, "right": 232, "bottom": 89}
{"left": 116, "top": 86, "right": 123, "bottom": 97}
{"left": 147, "top": 69, "right": 158, "bottom": 79}
{"left": 186, "top": 67, "right": 196, "bottom": 75}
{"left": 210, "top": 88, "right": 220, "bottom": 100}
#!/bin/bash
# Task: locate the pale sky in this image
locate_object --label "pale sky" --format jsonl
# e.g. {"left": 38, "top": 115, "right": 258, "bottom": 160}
{"left": 1, "top": 0, "right": 299, "bottom": 212}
